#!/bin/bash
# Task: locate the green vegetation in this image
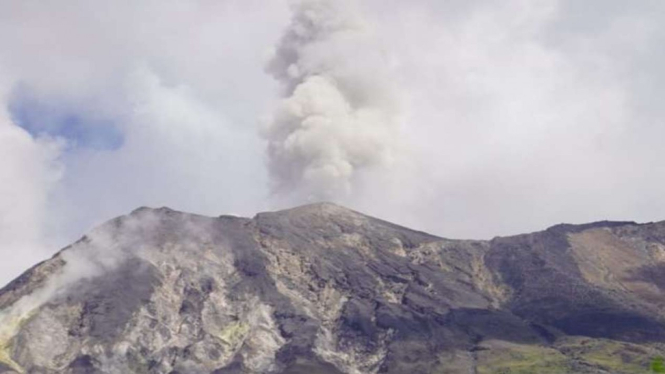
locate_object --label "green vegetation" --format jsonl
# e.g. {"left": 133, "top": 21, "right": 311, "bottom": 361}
{"left": 472, "top": 338, "right": 665, "bottom": 374}
{"left": 557, "top": 337, "right": 655, "bottom": 374}
{"left": 476, "top": 341, "right": 570, "bottom": 374}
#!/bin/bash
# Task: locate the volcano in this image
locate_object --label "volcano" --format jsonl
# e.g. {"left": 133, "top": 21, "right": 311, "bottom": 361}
{"left": 2, "top": 203, "right": 665, "bottom": 373}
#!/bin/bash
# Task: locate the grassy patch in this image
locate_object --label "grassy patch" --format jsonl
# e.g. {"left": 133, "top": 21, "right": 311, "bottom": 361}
{"left": 557, "top": 337, "right": 658, "bottom": 374}
{"left": 476, "top": 340, "right": 571, "bottom": 374}
{"left": 470, "top": 337, "right": 664, "bottom": 373}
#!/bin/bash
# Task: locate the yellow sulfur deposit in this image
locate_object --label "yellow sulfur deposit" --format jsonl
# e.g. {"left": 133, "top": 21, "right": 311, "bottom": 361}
{"left": 0, "top": 311, "right": 29, "bottom": 373}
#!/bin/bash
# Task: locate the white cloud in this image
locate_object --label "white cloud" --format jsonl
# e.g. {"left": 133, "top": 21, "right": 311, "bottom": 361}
{"left": 0, "top": 0, "right": 289, "bottom": 286}
{"left": 0, "top": 74, "right": 63, "bottom": 282}
{"left": 349, "top": 0, "right": 665, "bottom": 238}
{"left": 54, "top": 66, "right": 269, "bottom": 235}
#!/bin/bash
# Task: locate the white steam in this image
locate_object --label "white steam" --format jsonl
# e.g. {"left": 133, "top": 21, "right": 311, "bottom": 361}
{"left": 0, "top": 73, "right": 63, "bottom": 284}
{"left": 264, "top": 0, "right": 400, "bottom": 202}
{"left": 0, "top": 209, "right": 161, "bottom": 346}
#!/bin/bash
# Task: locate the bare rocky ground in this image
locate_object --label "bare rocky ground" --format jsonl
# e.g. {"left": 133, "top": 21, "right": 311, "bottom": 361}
{"left": 2, "top": 203, "right": 665, "bottom": 373}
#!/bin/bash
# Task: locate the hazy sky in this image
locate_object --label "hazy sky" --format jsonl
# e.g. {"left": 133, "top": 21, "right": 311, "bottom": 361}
{"left": 1, "top": 0, "right": 664, "bottom": 286}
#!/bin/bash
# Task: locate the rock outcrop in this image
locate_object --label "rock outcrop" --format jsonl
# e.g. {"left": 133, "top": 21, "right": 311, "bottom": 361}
{"left": 2, "top": 203, "right": 665, "bottom": 373}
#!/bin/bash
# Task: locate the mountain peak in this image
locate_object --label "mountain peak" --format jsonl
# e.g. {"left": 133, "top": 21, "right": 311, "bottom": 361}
{"left": 130, "top": 205, "right": 178, "bottom": 214}
{"left": 263, "top": 201, "right": 357, "bottom": 218}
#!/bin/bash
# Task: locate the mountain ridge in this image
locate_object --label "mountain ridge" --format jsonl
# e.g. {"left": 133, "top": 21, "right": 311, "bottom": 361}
{"left": 2, "top": 203, "right": 665, "bottom": 373}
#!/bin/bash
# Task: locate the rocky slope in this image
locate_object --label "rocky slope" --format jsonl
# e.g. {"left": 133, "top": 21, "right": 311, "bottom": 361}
{"left": 2, "top": 203, "right": 665, "bottom": 373}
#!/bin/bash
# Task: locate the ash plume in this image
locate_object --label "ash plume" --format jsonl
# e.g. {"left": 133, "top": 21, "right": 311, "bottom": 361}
{"left": 263, "top": 0, "right": 400, "bottom": 202}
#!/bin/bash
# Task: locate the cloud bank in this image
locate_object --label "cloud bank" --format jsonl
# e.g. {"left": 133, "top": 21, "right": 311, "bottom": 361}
{"left": 1, "top": 0, "right": 665, "bottom": 286}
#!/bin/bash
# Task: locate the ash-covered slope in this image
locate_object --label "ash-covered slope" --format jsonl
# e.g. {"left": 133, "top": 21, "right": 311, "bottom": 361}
{"left": 2, "top": 203, "right": 665, "bottom": 373}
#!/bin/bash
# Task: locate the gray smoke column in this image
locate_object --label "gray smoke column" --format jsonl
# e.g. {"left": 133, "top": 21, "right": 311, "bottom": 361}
{"left": 264, "top": 0, "right": 400, "bottom": 202}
